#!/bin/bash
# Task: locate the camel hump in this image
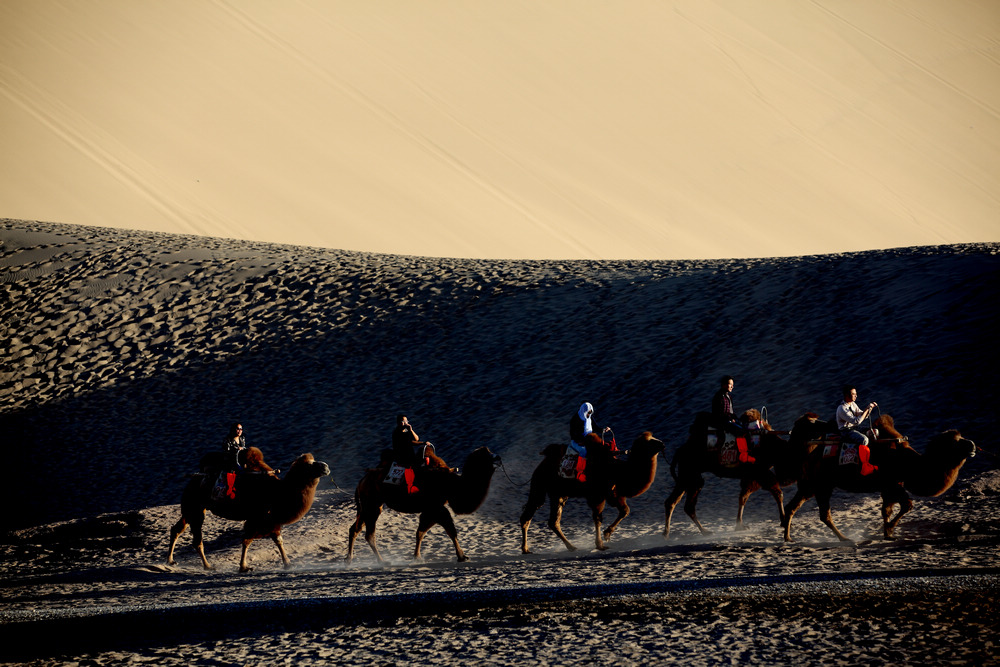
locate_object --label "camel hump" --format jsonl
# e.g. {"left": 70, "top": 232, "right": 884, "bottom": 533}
{"left": 244, "top": 446, "right": 275, "bottom": 474}
{"left": 541, "top": 443, "right": 566, "bottom": 457}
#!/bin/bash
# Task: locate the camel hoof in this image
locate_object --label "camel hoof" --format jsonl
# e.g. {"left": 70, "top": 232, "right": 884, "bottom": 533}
{"left": 166, "top": 559, "right": 175, "bottom": 566}
{"left": 239, "top": 566, "right": 253, "bottom": 573}
{"left": 597, "top": 545, "right": 609, "bottom": 551}
{"left": 457, "top": 555, "right": 470, "bottom": 563}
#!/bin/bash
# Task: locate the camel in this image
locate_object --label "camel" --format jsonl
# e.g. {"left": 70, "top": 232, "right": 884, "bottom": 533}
{"left": 781, "top": 414, "right": 976, "bottom": 542}
{"left": 167, "top": 450, "right": 330, "bottom": 572}
{"left": 663, "top": 411, "right": 794, "bottom": 538}
{"left": 519, "top": 431, "right": 665, "bottom": 553}
{"left": 346, "top": 446, "right": 501, "bottom": 563}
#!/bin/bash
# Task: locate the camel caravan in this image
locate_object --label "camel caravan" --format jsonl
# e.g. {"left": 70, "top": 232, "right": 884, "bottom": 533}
{"left": 166, "top": 381, "right": 978, "bottom": 571}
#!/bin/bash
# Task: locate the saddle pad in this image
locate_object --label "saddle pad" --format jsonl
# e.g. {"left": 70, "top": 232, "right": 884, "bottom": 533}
{"left": 384, "top": 462, "right": 406, "bottom": 486}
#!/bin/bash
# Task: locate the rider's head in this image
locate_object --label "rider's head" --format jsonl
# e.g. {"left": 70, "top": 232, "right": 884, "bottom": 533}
{"left": 228, "top": 422, "right": 243, "bottom": 439}
{"left": 841, "top": 385, "right": 858, "bottom": 402}
{"left": 720, "top": 375, "right": 734, "bottom": 391}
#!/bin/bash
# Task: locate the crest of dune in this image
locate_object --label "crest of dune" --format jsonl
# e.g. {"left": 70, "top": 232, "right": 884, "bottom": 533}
{"left": 1, "top": 1, "right": 997, "bottom": 259}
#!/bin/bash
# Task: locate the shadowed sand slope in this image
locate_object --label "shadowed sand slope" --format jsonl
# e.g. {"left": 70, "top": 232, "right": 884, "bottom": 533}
{"left": 2, "top": 219, "right": 997, "bottom": 530}
{"left": 2, "top": 2, "right": 999, "bottom": 258}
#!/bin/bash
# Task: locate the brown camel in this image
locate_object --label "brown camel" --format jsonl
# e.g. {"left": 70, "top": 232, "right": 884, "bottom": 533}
{"left": 782, "top": 415, "right": 976, "bottom": 542}
{"left": 663, "top": 411, "right": 794, "bottom": 538}
{"left": 346, "top": 446, "right": 501, "bottom": 563}
{"left": 519, "top": 431, "right": 665, "bottom": 554}
{"left": 167, "top": 450, "right": 330, "bottom": 572}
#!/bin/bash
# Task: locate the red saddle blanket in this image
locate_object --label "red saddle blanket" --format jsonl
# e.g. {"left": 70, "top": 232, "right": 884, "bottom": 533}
{"left": 819, "top": 439, "right": 878, "bottom": 475}
{"left": 706, "top": 430, "right": 755, "bottom": 467}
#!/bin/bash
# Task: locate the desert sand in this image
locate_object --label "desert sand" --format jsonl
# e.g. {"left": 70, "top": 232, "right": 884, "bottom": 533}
{"left": 2, "top": 1, "right": 999, "bottom": 259}
{"left": 2, "top": 219, "right": 998, "bottom": 665}
{"left": 3, "top": 2, "right": 1000, "bottom": 664}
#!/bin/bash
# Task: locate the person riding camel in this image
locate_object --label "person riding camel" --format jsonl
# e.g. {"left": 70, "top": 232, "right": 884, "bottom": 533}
{"left": 563, "top": 402, "right": 614, "bottom": 482}
{"left": 223, "top": 422, "right": 247, "bottom": 471}
{"left": 569, "top": 402, "right": 612, "bottom": 458}
{"left": 711, "top": 376, "right": 754, "bottom": 464}
{"left": 391, "top": 415, "right": 450, "bottom": 470}
{"left": 835, "top": 385, "right": 878, "bottom": 476}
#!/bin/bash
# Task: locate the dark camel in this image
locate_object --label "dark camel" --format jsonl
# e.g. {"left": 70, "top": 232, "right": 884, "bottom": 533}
{"left": 167, "top": 450, "right": 330, "bottom": 571}
{"left": 663, "top": 411, "right": 793, "bottom": 538}
{"left": 519, "top": 431, "right": 665, "bottom": 553}
{"left": 782, "top": 414, "right": 976, "bottom": 541}
{"left": 346, "top": 446, "right": 501, "bottom": 563}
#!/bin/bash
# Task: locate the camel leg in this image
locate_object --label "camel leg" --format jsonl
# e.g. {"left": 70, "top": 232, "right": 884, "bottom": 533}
{"left": 167, "top": 517, "right": 187, "bottom": 565}
{"left": 591, "top": 500, "right": 608, "bottom": 551}
{"left": 736, "top": 479, "right": 758, "bottom": 531}
{"left": 346, "top": 511, "right": 367, "bottom": 563}
{"left": 239, "top": 537, "right": 255, "bottom": 572}
{"left": 548, "top": 496, "right": 577, "bottom": 551}
{"left": 683, "top": 484, "right": 710, "bottom": 535}
{"left": 413, "top": 511, "right": 437, "bottom": 561}
{"left": 602, "top": 497, "right": 629, "bottom": 541}
{"left": 186, "top": 513, "right": 214, "bottom": 570}
{"left": 816, "top": 488, "right": 850, "bottom": 541}
{"left": 363, "top": 508, "right": 384, "bottom": 563}
{"left": 272, "top": 533, "right": 290, "bottom": 569}
{"left": 519, "top": 476, "right": 548, "bottom": 554}
{"left": 663, "top": 487, "right": 685, "bottom": 539}
{"left": 881, "top": 486, "right": 913, "bottom": 539}
{"left": 782, "top": 490, "right": 811, "bottom": 542}
{"left": 416, "top": 507, "right": 467, "bottom": 563}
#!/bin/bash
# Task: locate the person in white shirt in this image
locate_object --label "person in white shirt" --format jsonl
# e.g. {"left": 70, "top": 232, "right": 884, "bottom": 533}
{"left": 835, "top": 385, "right": 878, "bottom": 474}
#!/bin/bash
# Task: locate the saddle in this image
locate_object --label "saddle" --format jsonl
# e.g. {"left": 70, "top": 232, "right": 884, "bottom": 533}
{"left": 383, "top": 443, "right": 441, "bottom": 494}
{"left": 558, "top": 451, "right": 587, "bottom": 482}
{"left": 558, "top": 435, "right": 617, "bottom": 482}
{"left": 705, "top": 429, "right": 755, "bottom": 467}
{"left": 818, "top": 433, "right": 878, "bottom": 476}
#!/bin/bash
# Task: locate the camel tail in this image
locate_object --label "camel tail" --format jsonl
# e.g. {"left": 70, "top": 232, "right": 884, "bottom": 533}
{"left": 670, "top": 448, "right": 680, "bottom": 481}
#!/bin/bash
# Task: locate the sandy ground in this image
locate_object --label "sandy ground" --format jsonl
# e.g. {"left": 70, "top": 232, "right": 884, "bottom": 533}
{"left": 2, "top": 2, "right": 998, "bottom": 259}
{"left": 2, "top": 220, "right": 999, "bottom": 665}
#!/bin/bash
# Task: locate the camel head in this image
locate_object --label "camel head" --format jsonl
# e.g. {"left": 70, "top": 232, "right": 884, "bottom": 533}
{"left": 283, "top": 453, "right": 331, "bottom": 485}
{"left": 630, "top": 431, "right": 665, "bottom": 457}
{"left": 873, "top": 414, "right": 906, "bottom": 442}
{"left": 926, "top": 429, "right": 977, "bottom": 464}
{"left": 791, "top": 412, "right": 833, "bottom": 442}
{"left": 464, "top": 446, "right": 502, "bottom": 474}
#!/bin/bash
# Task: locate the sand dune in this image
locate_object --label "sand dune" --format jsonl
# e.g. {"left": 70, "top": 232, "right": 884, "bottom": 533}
{"left": 2, "top": 220, "right": 999, "bottom": 663}
{"left": 3, "top": 2, "right": 1000, "bottom": 662}
{"left": 2, "top": 2, "right": 999, "bottom": 259}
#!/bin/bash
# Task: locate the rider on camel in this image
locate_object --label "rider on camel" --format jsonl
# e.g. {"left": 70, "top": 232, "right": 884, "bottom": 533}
{"left": 222, "top": 422, "right": 246, "bottom": 471}
{"left": 568, "top": 402, "right": 611, "bottom": 458}
{"left": 391, "top": 414, "right": 450, "bottom": 470}
{"left": 711, "top": 376, "right": 754, "bottom": 463}
{"left": 835, "top": 385, "right": 878, "bottom": 475}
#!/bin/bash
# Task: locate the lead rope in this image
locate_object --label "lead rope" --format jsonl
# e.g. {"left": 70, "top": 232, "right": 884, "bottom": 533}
{"left": 499, "top": 458, "right": 528, "bottom": 487}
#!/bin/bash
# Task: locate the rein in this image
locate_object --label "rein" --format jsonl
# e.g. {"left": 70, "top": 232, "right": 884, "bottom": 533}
{"left": 499, "top": 458, "right": 528, "bottom": 487}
